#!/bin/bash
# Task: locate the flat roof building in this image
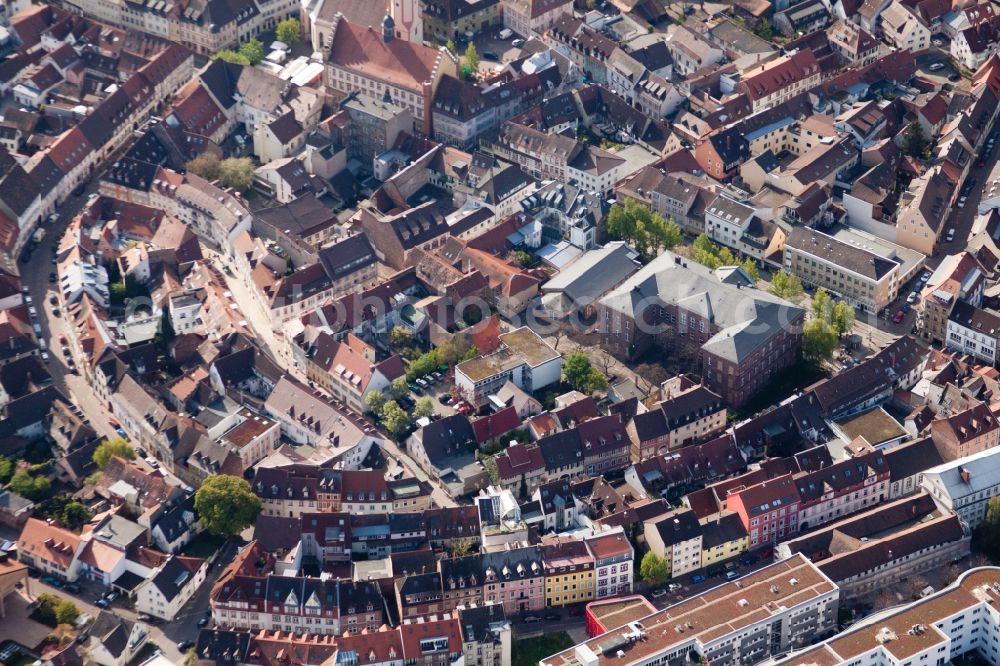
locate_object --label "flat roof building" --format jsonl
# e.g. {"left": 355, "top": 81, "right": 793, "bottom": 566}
{"left": 541, "top": 553, "right": 839, "bottom": 666}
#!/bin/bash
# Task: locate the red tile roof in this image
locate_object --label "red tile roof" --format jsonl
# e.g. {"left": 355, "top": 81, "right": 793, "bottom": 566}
{"left": 328, "top": 19, "right": 454, "bottom": 93}
{"left": 471, "top": 406, "right": 521, "bottom": 444}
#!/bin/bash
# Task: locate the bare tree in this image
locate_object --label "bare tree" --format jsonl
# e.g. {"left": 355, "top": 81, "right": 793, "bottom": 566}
{"left": 872, "top": 589, "right": 898, "bottom": 611}
{"left": 907, "top": 575, "right": 929, "bottom": 600}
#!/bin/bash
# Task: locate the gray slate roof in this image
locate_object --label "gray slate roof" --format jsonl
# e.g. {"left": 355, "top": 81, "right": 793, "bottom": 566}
{"left": 600, "top": 251, "right": 804, "bottom": 363}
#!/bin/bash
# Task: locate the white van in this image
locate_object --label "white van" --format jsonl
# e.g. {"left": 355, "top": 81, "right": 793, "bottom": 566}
{"left": 498, "top": 28, "right": 513, "bottom": 40}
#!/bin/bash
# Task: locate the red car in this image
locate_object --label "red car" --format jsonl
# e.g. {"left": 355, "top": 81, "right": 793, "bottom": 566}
{"left": 893, "top": 310, "right": 905, "bottom": 324}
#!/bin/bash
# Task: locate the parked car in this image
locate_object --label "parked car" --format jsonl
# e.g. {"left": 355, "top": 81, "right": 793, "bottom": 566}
{"left": 197, "top": 617, "right": 210, "bottom": 628}
{"left": 177, "top": 640, "right": 194, "bottom": 651}
{"left": 741, "top": 554, "right": 758, "bottom": 566}
{"left": 482, "top": 50, "right": 499, "bottom": 60}
{"left": 512, "top": 38, "right": 525, "bottom": 47}
{"left": 946, "top": 228, "right": 956, "bottom": 242}
{"left": 950, "top": 73, "right": 962, "bottom": 81}
{"left": 651, "top": 588, "right": 667, "bottom": 598}
{"left": 544, "top": 613, "right": 560, "bottom": 621}
{"left": 95, "top": 598, "right": 109, "bottom": 608}
{"left": 691, "top": 574, "right": 706, "bottom": 584}
{"left": 906, "top": 292, "right": 918, "bottom": 304}
{"left": 919, "top": 271, "right": 931, "bottom": 283}
{"left": 523, "top": 615, "right": 542, "bottom": 623}
{"left": 893, "top": 310, "right": 905, "bottom": 324}
{"left": 48, "top": 273, "right": 56, "bottom": 283}
{"left": 65, "top": 583, "right": 81, "bottom": 593}
{"left": 438, "top": 394, "right": 453, "bottom": 405}
{"left": 725, "top": 570, "right": 740, "bottom": 581}
{"left": 928, "top": 62, "right": 945, "bottom": 71}
{"left": 668, "top": 583, "right": 682, "bottom": 591}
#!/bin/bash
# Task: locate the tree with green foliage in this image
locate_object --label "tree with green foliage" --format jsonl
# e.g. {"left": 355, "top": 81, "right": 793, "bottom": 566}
{"left": 753, "top": 18, "right": 774, "bottom": 40}
{"left": 478, "top": 452, "right": 499, "bottom": 485}
{"left": 769, "top": 270, "right": 804, "bottom": 302}
{"left": 810, "top": 288, "right": 854, "bottom": 337}
{"left": 365, "top": 390, "right": 387, "bottom": 417}
{"left": 445, "top": 38, "right": 458, "bottom": 55}
{"left": 61, "top": 502, "right": 91, "bottom": 532}
{"left": 640, "top": 551, "right": 669, "bottom": 586}
{"left": 812, "top": 287, "right": 832, "bottom": 321}
{"left": 239, "top": 37, "right": 265, "bottom": 65}
{"left": 194, "top": 475, "right": 262, "bottom": 537}
{"left": 414, "top": 397, "right": 435, "bottom": 419}
{"left": 0, "top": 455, "right": 12, "bottom": 484}
{"left": 562, "top": 351, "right": 609, "bottom": 394}
{"left": 439, "top": 336, "right": 475, "bottom": 366}
{"left": 974, "top": 496, "right": 1000, "bottom": 560}
{"left": 389, "top": 325, "right": 414, "bottom": 350}
{"left": 511, "top": 249, "right": 533, "bottom": 267}
{"left": 407, "top": 349, "right": 440, "bottom": 381}
{"left": 380, "top": 400, "right": 412, "bottom": 439}
{"left": 563, "top": 351, "right": 594, "bottom": 390}
{"left": 605, "top": 200, "right": 682, "bottom": 261}
{"left": 84, "top": 470, "right": 103, "bottom": 486}
{"left": 10, "top": 468, "right": 51, "bottom": 501}
{"left": 213, "top": 49, "right": 251, "bottom": 65}
{"left": 275, "top": 18, "right": 301, "bottom": 45}
{"left": 830, "top": 300, "right": 856, "bottom": 336}
{"left": 740, "top": 257, "right": 760, "bottom": 282}
{"left": 390, "top": 377, "right": 409, "bottom": 399}
{"left": 463, "top": 43, "right": 480, "bottom": 77}
{"left": 218, "top": 157, "right": 255, "bottom": 192}
{"left": 92, "top": 438, "right": 135, "bottom": 470}
{"left": 691, "top": 234, "right": 738, "bottom": 270}
{"left": 34, "top": 594, "right": 80, "bottom": 627}
{"left": 449, "top": 537, "right": 475, "bottom": 557}
{"left": 901, "top": 121, "right": 931, "bottom": 160}
{"left": 802, "top": 318, "right": 838, "bottom": 363}
{"left": 186, "top": 151, "right": 222, "bottom": 180}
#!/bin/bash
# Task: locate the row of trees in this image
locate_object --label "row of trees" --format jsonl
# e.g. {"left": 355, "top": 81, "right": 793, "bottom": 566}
{"left": 691, "top": 234, "right": 760, "bottom": 279}
{"left": 186, "top": 153, "right": 255, "bottom": 192}
{"left": 605, "top": 200, "right": 683, "bottom": 262}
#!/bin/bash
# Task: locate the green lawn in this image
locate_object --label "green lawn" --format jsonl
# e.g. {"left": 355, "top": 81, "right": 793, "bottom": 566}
{"left": 513, "top": 632, "right": 574, "bottom": 666}
{"left": 182, "top": 532, "right": 226, "bottom": 560}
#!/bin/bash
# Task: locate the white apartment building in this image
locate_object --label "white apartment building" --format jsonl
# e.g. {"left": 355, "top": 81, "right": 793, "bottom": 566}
{"left": 542, "top": 554, "right": 839, "bottom": 666}
{"left": 455, "top": 327, "right": 561, "bottom": 407}
{"left": 705, "top": 195, "right": 756, "bottom": 251}
{"left": 774, "top": 567, "right": 1000, "bottom": 666}
{"left": 947, "top": 301, "right": 1000, "bottom": 365}
{"left": 922, "top": 446, "right": 1000, "bottom": 530}
{"left": 644, "top": 511, "right": 703, "bottom": 579}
